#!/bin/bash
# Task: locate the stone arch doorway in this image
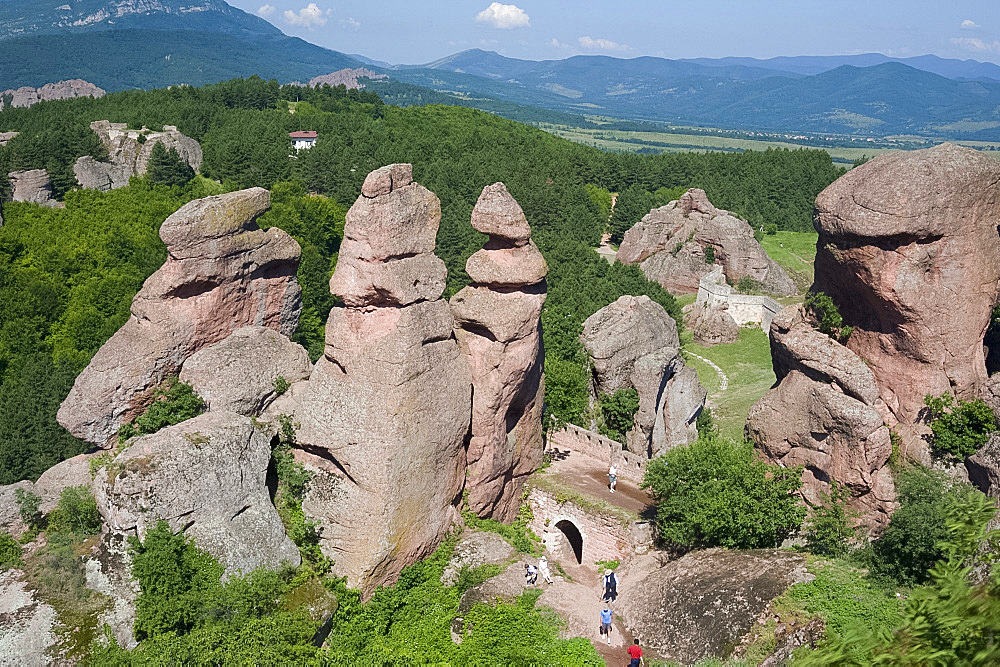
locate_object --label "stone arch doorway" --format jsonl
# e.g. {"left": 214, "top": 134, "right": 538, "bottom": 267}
{"left": 554, "top": 519, "right": 583, "bottom": 564}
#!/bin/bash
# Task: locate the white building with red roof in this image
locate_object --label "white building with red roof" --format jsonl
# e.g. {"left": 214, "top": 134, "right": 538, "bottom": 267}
{"left": 289, "top": 130, "right": 318, "bottom": 150}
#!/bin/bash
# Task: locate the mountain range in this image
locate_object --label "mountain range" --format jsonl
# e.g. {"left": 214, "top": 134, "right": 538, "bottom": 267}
{"left": 2, "top": 0, "right": 1000, "bottom": 139}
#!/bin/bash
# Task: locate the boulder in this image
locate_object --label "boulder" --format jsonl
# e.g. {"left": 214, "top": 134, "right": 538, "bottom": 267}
{"left": 0, "top": 569, "right": 58, "bottom": 665}
{"left": 747, "top": 306, "right": 895, "bottom": 527}
{"left": 440, "top": 531, "right": 517, "bottom": 586}
{"left": 686, "top": 300, "right": 739, "bottom": 346}
{"left": 618, "top": 548, "right": 811, "bottom": 664}
{"left": 581, "top": 295, "right": 705, "bottom": 456}
{"left": 289, "top": 165, "right": 471, "bottom": 595}
{"left": 0, "top": 481, "right": 33, "bottom": 534}
{"left": 8, "top": 169, "right": 58, "bottom": 207}
{"left": 57, "top": 188, "right": 302, "bottom": 446}
{"left": 0, "top": 131, "right": 18, "bottom": 146}
{"left": 33, "top": 452, "right": 97, "bottom": 513}
{"left": 307, "top": 68, "right": 387, "bottom": 90}
{"left": 617, "top": 189, "right": 796, "bottom": 296}
{"left": 450, "top": 183, "right": 547, "bottom": 521}
{"left": 813, "top": 143, "right": 1000, "bottom": 428}
{"left": 78, "top": 120, "right": 202, "bottom": 191}
{"left": 93, "top": 411, "right": 300, "bottom": 576}
{"left": 180, "top": 326, "right": 312, "bottom": 417}
{"left": 967, "top": 434, "right": 1000, "bottom": 497}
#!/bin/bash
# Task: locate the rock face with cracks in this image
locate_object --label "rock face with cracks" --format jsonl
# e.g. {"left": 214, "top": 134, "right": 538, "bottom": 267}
{"left": 581, "top": 295, "right": 706, "bottom": 458}
{"left": 180, "top": 326, "right": 312, "bottom": 417}
{"left": 75, "top": 120, "right": 203, "bottom": 191}
{"left": 288, "top": 164, "right": 471, "bottom": 595}
{"left": 617, "top": 189, "right": 795, "bottom": 296}
{"left": 813, "top": 143, "right": 1000, "bottom": 430}
{"left": 57, "top": 188, "right": 302, "bottom": 446}
{"left": 746, "top": 305, "right": 895, "bottom": 528}
{"left": 93, "top": 411, "right": 300, "bottom": 577}
{"left": 7, "top": 169, "right": 58, "bottom": 207}
{"left": 450, "top": 183, "right": 547, "bottom": 521}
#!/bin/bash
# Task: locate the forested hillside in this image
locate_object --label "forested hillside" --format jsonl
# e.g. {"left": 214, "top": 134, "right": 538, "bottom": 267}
{"left": 0, "top": 77, "right": 843, "bottom": 486}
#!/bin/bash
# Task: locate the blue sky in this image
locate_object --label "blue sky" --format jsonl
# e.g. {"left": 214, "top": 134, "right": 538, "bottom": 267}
{"left": 229, "top": 0, "right": 1000, "bottom": 65}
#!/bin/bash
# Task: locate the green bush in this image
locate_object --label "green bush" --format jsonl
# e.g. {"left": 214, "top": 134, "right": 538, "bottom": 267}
{"left": 462, "top": 498, "right": 541, "bottom": 555}
{"left": 804, "top": 291, "right": 853, "bottom": 343}
{"left": 0, "top": 530, "right": 22, "bottom": 570}
{"left": 924, "top": 393, "right": 996, "bottom": 459}
{"left": 695, "top": 406, "right": 715, "bottom": 437}
{"left": 704, "top": 244, "right": 716, "bottom": 264}
{"left": 641, "top": 435, "right": 806, "bottom": 550}
{"left": 735, "top": 276, "right": 765, "bottom": 294}
{"left": 271, "top": 416, "right": 326, "bottom": 570}
{"left": 14, "top": 487, "right": 42, "bottom": 528}
{"left": 868, "top": 467, "right": 959, "bottom": 586}
{"left": 802, "top": 480, "right": 859, "bottom": 558}
{"left": 118, "top": 377, "right": 205, "bottom": 442}
{"left": 597, "top": 387, "right": 640, "bottom": 443}
{"left": 273, "top": 376, "right": 291, "bottom": 396}
{"left": 764, "top": 223, "right": 778, "bottom": 235}
{"left": 46, "top": 486, "right": 102, "bottom": 536}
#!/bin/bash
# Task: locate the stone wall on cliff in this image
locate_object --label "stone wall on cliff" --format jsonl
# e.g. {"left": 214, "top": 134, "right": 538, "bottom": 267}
{"left": 617, "top": 188, "right": 796, "bottom": 296}
{"left": 75, "top": 121, "right": 203, "bottom": 191}
{"left": 450, "top": 183, "right": 547, "bottom": 522}
{"left": 57, "top": 188, "right": 302, "bottom": 446}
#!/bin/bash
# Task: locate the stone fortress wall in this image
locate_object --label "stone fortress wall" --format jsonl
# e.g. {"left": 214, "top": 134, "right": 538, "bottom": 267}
{"left": 695, "top": 265, "right": 782, "bottom": 333}
{"left": 546, "top": 422, "right": 647, "bottom": 485}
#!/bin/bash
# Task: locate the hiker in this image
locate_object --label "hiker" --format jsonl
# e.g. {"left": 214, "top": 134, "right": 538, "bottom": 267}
{"left": 538, "top": 556, "right": 554, "bottom": 584}
{"left": 608, "top": 464, "right": 617, "bottom": 493}
{"left": 627, "top": 639, "right": 644, "bottom": 667}
{"left": 603, "top": 569, "right": 619, "bottom": 602}
{"left": 599, "top": 606, "right": 613, "bottom": 645}
{"left": 525, "top": 562, "right": 538, "bottom": 585}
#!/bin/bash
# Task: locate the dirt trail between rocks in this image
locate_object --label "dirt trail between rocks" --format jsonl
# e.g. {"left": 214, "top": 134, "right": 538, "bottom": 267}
{"left": 545, "top": 447, "right": 653, "bottom": 515}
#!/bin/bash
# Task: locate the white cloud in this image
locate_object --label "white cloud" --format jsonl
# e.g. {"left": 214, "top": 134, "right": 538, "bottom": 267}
{"left": 340, "top": 17, "right": 361, "bottom": 31}
{"left": 256, "top": 4, "right": 274, "bottom": 17}
{"left": 284, "top": 3, "right": 329, "bottom": 29}
{"left": 950, "top": 36, "right": 1000, "bottom": 53}
{"left": 961, "top": 19, "right": 980, "bottom": 30}
{"left": 578, "top": 36, "right": 630, "bottom": 52}
{"left": 550, "top": 37, "right": 570, "bottom": 49}
{"left": 475, "top": 3, "right": 530, "bottom": 29}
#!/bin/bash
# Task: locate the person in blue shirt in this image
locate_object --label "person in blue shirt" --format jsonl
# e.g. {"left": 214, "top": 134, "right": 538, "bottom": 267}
{"left": 600, "top": 606, "right": 613, "bottom": 645}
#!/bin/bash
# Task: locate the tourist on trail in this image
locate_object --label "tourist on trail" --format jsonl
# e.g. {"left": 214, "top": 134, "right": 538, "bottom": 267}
{"left": 603, "top": 569, "right": 619, "bottom": 602}
{"left": 525, "top": 562, "right": 538, "bottom": 585}
{"left": 627, "top": 639, "right": 644, "bottom": 666}
{"left": 599, "top": 606, "right": 613, "bottom": 645}
{"left": 538, "top": 556, "right": 554, "bottom": 584}
{"left": 608, "top": 464, "right": 618, "bottom": 493}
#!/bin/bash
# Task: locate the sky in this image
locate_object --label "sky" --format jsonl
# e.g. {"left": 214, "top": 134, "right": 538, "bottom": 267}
{"left": 228, "top": 0, "right": 1000, "bottom": 65}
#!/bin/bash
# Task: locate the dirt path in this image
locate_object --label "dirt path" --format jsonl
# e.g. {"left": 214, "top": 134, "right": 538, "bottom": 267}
{"left": 687, "top": 351, "right": 729, "bottom": 392}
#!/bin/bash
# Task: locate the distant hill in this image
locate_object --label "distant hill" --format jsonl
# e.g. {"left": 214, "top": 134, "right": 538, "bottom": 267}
{"left": 680, "top": 53, "right": 1000, "bottom": 81}
{"left": 0, "top": 0, "right": 362, "bottom": 90}
{"left": 389, "top": 50, "right": 1000, "bottom": 139}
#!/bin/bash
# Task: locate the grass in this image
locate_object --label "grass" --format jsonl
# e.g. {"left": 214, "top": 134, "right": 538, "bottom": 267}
{"left": 683, "top": 328, "right": 777, "bottom": 441}
{"left": 759, "top": 231, "right": 818, "bottom": 292}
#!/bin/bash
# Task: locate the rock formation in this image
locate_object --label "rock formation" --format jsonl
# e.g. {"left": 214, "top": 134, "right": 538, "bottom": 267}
{"left": 617, "top": 189, "right": 796, "bottom": 296}
{"left": 287, "top": 164, "right": 471, "bottom": 595}
{"left": 75, "top": 121, "right": 202, "bottom": 191}
{"left": 967, "top": 434, "right": 1000, "bottom": 498}
{"left": 746, "top": 306, "right": 895, "bottom": 526}
{"left": 617, "top": 548, "right": 811, "bottom": 664}
{"left": 440, "top": 532, "right": 516, "bottom": 586}
{"left": 0, "top": 569, "right": 59, "bottom": 663}
{"left": 0, "top": 131, "right": 18, "bottom": 146}
{"left": 180, "top": 326, "right": 312, "bottom": 417}
{"left": 57, "top": 188, "right": 302, "bottom": 446}
{"left": 7, "top": 169, "right": 58, "bottom": 207}
{"left": 581, "top": 295, "right": 706, "bottom": 458}
{"left": 93, "top": 412, "right": 300, "bottom": 576}
{"left": 813, "top": 143, "right": 1000, "bottom": 432}
{"left": 0, "top": 79, "right": 104, "bottom": 110}
{"left": 686, "top": 299, "right": 739, "bottom": 346}
{"left": 305, "top": 68, "right": 388, "bottom": 89}
{"left": 450, "top": 183, "right": 547, "bottom": 521}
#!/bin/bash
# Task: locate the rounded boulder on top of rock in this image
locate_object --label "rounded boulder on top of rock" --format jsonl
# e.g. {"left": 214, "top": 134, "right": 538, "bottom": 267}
{"left": 470, "top": 183, "right": 532, "bottom": 245}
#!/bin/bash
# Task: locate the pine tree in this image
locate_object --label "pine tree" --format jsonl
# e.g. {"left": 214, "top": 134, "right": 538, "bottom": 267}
{"left": 147, "top": 142, "right": 194, "bottom": 187}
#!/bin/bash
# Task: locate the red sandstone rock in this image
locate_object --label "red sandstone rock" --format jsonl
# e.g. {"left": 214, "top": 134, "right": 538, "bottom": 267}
{"left": 57, "top": 188, "right": 302, "bottom": 446}
{"left": 813, "top": 143, "right": 1000, "bottom": 428}
{"left": 617, "top": 188, "right": 796, "bottom": 295}
{"left": 450, "top": 183, "right": 547, "bottom": 520}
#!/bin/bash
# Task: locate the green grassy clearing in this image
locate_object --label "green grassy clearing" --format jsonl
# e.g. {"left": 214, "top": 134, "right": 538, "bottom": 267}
{"left": 683, "top": 328, "right": 776, "bottom": 441}
{"left": 759, "top": 230, "right": 818, "bottom": 292}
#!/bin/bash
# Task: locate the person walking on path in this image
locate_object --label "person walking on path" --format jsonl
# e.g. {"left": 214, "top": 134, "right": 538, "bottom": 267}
{"left": 538, "top": 556, "right": 554, "bottom": 585}
{"left": 599, "top": 606, "right": 614, "bottom": 645}
{"left": 626, "top": 639, "right": 644, "bottom": 666}
{"left": 525, "top": 562, "right": 537, "bottom": 585}
{"left": 608, "top": 465, "right": 618, "bottom": 493}
{"left": 603, "top": 569, "right": 619, "bottom": 603}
